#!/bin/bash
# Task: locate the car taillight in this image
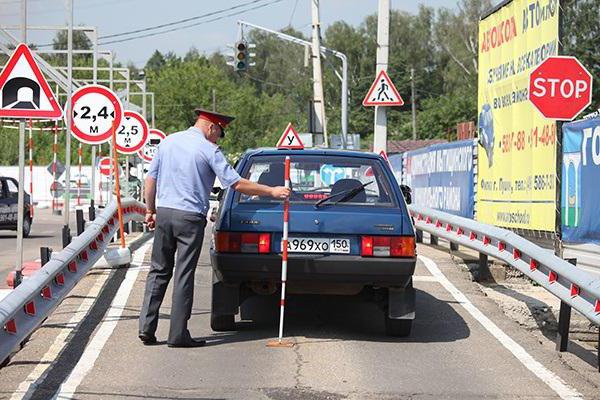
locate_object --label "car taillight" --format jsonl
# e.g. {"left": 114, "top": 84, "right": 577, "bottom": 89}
{"left": 361, "top": 235, "right": 415, "bottom": 257}
{"left": 216, "top": 232, "right": 270, "bottom": 254}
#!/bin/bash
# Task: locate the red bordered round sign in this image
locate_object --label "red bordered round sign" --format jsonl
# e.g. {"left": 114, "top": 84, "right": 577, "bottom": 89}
{"left": 68, "top": 84, "right": 123, "bottom": 145}
{"left": 138, "top": 129, "right": 166, "bottom": 162}
{"left": 116, "top": 111, "right": 149, "bottom": 154}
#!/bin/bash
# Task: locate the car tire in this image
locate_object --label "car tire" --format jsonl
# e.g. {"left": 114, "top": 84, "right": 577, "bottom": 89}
{"left": 384, "top": 317, "right": 412, "bottom": 337}
{"left": 210, "top": 314, "right": 235, "bottom": 332}
{"left": 22, "top": 217, "right": 31, "bottom": 238}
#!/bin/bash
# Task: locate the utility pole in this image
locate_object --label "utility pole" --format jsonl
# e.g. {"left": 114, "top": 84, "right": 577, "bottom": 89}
{"left": 411, "top": 67, "right": 417, "bottom": 140}
{"left": 373, "top": 0, "right": 389, "bottom": 154}
{"left": 63, "top": 0, "right": 73, "bottom": 247}
{"left": 311, "top": 0, "right": 328, "bottom": 147}
{"left": 212, "top": 88, "right": 216, "bottom": 111}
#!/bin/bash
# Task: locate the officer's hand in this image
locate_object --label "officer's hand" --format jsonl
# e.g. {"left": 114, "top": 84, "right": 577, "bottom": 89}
{"left": 145, "top": 212, "right": 156, "bottom": 230}
{"left": 271, "top": 186, "right": 291, "bottom": 199}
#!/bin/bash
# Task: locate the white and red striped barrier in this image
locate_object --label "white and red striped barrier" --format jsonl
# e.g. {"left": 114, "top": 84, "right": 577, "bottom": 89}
{"left": 0, "top": 198, "right": 146, "bottom": 365}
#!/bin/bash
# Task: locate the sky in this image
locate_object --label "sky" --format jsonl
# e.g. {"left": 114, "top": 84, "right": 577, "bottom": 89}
{"left": 0, "top": 0, "right": 456, "bottom": 68}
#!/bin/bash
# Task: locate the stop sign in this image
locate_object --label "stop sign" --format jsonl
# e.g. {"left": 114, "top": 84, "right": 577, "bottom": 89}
{"left": 529, "top": 56, "right": 593, "bottom": 121}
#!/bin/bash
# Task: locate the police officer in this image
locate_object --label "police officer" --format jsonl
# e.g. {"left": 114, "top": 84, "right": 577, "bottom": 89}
{"left": 139, "top": 108, "right": 290, "bottom": 347}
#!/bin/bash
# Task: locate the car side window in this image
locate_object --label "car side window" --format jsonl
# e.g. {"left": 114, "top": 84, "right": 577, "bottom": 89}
{"left": 6, "top": 179, "right": 18, "bottom": 197}
{"left": 0, "top": 180, "right": 6, "bottom": 199}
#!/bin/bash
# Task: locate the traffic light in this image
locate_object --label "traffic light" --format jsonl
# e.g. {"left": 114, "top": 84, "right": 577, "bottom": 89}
{"left": 234, "top": 40, "right": 249, "bottom": 72}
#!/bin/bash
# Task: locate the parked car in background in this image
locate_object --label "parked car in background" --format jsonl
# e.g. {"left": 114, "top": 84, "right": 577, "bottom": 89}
{"left": 0, "top": 177, "right": 32, "bottom": 237}
{"left": 210, "top": 149, "right": 416, "bottom": 336}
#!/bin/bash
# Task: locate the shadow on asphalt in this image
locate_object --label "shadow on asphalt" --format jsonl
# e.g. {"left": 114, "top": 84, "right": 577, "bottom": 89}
{"left": 198, "top": 289, "right": 471, "bottom": 345}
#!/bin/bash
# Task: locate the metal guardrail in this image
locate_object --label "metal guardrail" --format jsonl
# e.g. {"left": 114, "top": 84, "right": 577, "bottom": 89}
{"left": 409, "top": 204, "right": 600, "bottom": 327}
{"left": 0, "top": 198, "right": 145, "bottom": 364}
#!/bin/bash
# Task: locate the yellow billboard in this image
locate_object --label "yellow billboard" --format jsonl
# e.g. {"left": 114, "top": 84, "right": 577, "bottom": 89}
{"left": 477, "top": 0, "right": 559, "bottom": 230}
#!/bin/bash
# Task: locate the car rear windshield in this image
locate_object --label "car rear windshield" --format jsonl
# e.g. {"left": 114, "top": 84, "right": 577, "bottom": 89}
{"left": 237, "top": 155, "right": 397, "bottom": 207}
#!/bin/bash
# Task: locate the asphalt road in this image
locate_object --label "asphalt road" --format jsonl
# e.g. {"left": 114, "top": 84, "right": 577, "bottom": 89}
{"left": 0, "top": 207, "right": 84, "bottom": 289}
{"left": 0, "top": 225, "right": 599, "bottom": 399}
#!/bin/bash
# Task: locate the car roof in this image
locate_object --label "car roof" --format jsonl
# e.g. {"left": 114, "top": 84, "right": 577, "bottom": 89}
{"left": 241, "top": 148, "right": 380, "bottom": 160}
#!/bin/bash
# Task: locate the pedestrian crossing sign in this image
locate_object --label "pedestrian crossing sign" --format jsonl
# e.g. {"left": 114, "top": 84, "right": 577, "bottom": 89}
{"left": 362, "top": 70, "right": 404, "bottom": 107}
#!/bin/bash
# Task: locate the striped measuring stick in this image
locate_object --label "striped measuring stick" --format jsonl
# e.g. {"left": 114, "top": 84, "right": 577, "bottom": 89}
{"left": 276, "top": 156, "right": 291, "bottom": 343}
{"left": 27, "top": 120, "right": 34, "bottom": 218}
{"left": 77, "top": 143, "right": 83, "bottom": 206}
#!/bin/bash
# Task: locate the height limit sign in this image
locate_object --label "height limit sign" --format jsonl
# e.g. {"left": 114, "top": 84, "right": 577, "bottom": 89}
{"left": 68, "top": 84, "right": 123, "bottom": 144}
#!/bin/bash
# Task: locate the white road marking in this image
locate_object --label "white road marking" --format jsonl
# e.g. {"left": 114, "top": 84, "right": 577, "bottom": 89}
{"left": 10, "top": 270, "right": 111, "bottom": 400}
{"left": 52, "top": 241, "right": 152, "bottom": 400}
{"left": 418, "top": 255, "right": 583, "bottom": 400}
{"left": 412, "top": 275, "right": 439, "bottom": 283}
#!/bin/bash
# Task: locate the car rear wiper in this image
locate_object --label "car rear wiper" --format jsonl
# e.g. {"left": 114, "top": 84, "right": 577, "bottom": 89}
{"left": 314, "top": 181, "right": 373, "bottom": 208}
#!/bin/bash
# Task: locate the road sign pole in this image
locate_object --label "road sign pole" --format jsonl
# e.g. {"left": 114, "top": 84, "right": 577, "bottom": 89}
{"left": 52, "top": 121, "right": 59, "bottom": 214}
{"left": 62, "top": 0, "right": 73, "bottom": 248}
{"left": 14, "top": 0, "right": 28, "bottom": 287}
{"left": 90, "top": 29, "right": 98, "bottom": 216}
{"left": 373, "top": 0, "right": 389, "bottom": 154}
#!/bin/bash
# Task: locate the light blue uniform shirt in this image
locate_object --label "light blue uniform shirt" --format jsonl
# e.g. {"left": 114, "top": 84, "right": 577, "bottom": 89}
{"left": 147, "top": 126, "right": 241, "bottom": 216}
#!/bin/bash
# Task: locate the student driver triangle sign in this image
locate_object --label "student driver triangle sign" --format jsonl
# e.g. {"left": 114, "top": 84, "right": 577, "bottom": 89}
{"left": 277, "top": 123, "right": 304, "bottom": 149}
{"left": 0, "top": 44, "right": 63, "bottom": 119}
{"left": 362, "top": 70, "right": 404, "bottom": 107}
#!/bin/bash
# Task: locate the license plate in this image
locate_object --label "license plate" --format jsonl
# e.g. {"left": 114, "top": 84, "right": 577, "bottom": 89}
{"left": 285, "top": 237, "right": 350, "bottom": 254}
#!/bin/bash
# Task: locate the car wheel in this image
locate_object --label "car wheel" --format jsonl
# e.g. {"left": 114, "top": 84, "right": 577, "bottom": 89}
{"left": 384, "top": 317, "right": 412, "bottom": 337}
{"left": 210, "top": 314, "right": 235, "bottom": 331}
{"left": 22, "top": 217, "right": 31, "bottom": 238}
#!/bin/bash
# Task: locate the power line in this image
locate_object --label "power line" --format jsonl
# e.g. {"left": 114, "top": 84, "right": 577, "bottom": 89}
{"left": 287, "top": 0, "right": 300, "bottom": 27}
{"left": 99, "top": 0, "right": 272, "bottom": 40}
{"left": 98, "top": 0, "right": 285, "bottom": 46}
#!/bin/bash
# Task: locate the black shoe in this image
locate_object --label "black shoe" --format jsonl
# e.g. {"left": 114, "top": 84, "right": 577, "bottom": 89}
{"left": 138, "top": 332, "right": 157, "bottom": 345}
{"left": 167, "top": 338, "right": 207, "bottom": 348}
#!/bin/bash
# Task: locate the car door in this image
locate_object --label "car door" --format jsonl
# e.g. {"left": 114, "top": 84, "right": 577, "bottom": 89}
{"left": 0, "top": 179, "right": 11, "bottom": 227}
{"left": 4, "top": 178, "right": 19, "bottom": 225}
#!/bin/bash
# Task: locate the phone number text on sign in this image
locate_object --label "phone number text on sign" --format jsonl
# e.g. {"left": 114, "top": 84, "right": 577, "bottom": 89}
{"left": 500, "top": 123, "right": 556, "bottom": 154}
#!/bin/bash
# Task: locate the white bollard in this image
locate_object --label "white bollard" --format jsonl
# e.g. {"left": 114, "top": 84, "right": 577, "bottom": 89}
{"left": 104, "top": 247, "right": 132, "bottom": 267}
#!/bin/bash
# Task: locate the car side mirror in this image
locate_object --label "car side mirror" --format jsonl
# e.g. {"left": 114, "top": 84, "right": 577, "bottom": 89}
{"left": 400, "top": 184, "right": 412, "bottom": 205}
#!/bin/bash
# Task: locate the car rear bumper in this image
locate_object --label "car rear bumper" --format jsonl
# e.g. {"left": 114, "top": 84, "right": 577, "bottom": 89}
{"left": 210, "top": 251, "right": 416, "bottom": 287}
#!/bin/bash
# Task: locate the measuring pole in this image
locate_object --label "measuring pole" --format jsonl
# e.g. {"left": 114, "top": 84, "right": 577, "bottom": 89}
{"left": 141, "top": 80, "right": 148, "bottom": 211}
{"left": 411, "top": 67, "right": 417, "bottom": 140}
{"left": 27, "top": 119, "right": 33, "bottom": 218}
{"left": 77, "top": 143, "right": 82, "bottom": 206}
{"left": 98, "top": 144, "right": 103, "bottom": 206}
{"left": 310, "top": 0, "right": 328, "bottom": 146}
{"left": 14, "top": 0, "right": 27, "bottom": 287}
{"left": 373, "top": 0, "right": 389, "bottom": 154}
{"left": 52, "top": 121, "right": 59, "bottom": 214}
{"left": 267, "top": 156, "right": 293, "bottom": 348}
{"left": 111, "top": 123, "right": 126, "bottom": 248}
{"left": 62, "top": 0, "right": 74, "bottom": 247}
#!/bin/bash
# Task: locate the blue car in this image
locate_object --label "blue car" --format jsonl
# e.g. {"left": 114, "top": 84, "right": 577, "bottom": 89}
{"left": 210, "top": 149, "right": 416, "bottom": 336}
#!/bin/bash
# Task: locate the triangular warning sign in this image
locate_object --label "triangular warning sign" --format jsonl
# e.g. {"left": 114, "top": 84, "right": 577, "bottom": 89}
{"left": 362, "top": 70, "right": 404, "bottom": 107}
{"left": 277, "top": 123, "right": 304, "bottom": 149}
{"left": 0, "top": 43, "right": 63, "bottom": 119}
{"left": 379, "top": 150, "right": 390, "bottom": 162}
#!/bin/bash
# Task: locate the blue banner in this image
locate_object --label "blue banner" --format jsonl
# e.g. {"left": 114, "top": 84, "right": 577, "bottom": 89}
{"left": 562, "top": 117, "right": 600, "bottom": 243}
{"left": 401, "top": 140, "right": 475, "bottom": 218}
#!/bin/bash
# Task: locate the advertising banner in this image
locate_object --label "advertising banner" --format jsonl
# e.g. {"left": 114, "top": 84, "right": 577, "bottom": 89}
{"left": 477, "top": 0, "right": 559, "bottom": 230}
{"left": 562, "top": 117, "right": 600, "bottom": 243}
{"left": 403, "top": 140, "right": 475, "bottom": 218}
